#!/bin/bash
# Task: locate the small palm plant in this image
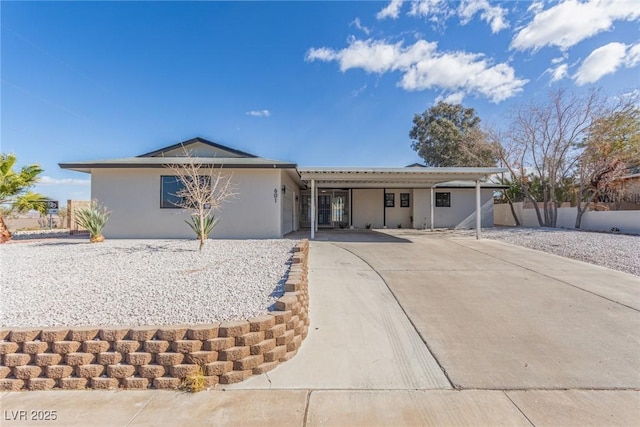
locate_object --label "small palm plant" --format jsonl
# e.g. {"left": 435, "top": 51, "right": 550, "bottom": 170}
{"left": 75, "top": 200, "right": 110, "bottom": 243}
{"left": 185, "top": 213, "right": 220, "bottom": 251}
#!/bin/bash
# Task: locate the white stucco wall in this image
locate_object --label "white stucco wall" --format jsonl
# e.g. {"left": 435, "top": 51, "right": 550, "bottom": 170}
{"left": 410, "top": 188, "right": 495, "bottom": 229}
{"left": 413, "top": 189, "right": 430, "bottom": 229}
{"left": 383, "top": 189, "right": 413, "bottom": 229}
{"left": 495, "top": 202, "right": 640, "bottom": 234}
{"left": 280, "top": 170, "right": 301, "bottom": 235}
{"left": 352, "top": 189, "right": 384, "bottom": 228}
{"left": 92, "top": 168, "right": 283, "bottom": 239}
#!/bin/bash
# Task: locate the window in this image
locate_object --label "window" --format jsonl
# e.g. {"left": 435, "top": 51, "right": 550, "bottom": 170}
{"left": 384, "top": 193, "right": 395, "bottom": 207}
{"left": 400, "top": 193, "right": 410, "bottom": 207}
{"left": 161, "top": 175, "right": 212, "bottom": 208}
{"left": 161, "top": 176, "right": 184, "bottom": 208}
{"left": 435, "top": 192, "right": 450, "bottom": 207}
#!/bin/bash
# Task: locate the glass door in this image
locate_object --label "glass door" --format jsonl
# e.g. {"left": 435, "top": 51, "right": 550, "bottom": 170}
{"left": 299, "top": 189, "right": 350, "bottom": 228}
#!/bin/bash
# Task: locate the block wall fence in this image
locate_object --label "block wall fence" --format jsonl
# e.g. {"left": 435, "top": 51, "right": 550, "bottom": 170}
{"left": 0, "top": 240, "right": 309, "bottom": 391}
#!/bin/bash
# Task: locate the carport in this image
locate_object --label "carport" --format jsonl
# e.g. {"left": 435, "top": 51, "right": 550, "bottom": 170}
{"left": 298, "top": 167, "right": 506, "bottom": 240}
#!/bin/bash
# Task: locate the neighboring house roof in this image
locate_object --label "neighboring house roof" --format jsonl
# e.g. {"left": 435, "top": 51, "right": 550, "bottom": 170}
{"left": 59, "top": 137, "right": 297, "bottom": 173}
{"left": 405, "top": 163, "right": 426, "bottom": 168}
{"left": 434, "top": 180, "right": 509, "bottom": 189}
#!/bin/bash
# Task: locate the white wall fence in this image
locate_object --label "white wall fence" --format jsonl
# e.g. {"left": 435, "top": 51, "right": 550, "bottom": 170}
{"left": 494, "top": 202, "right": 640, "bottom": 235}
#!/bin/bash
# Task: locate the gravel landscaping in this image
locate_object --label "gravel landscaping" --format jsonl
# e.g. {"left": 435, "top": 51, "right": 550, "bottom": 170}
{"left": 456, "top": 227, "right": 640, "bottom": 276}
{"left": 0, "top": 238, "right": 296, "bottom": 328}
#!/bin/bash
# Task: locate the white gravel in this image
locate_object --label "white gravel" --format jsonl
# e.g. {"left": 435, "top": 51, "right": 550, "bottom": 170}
{"left": 0, "top": 238, "right": 296, "bottom": 328}
{"left": 12, "top": 229, "right": 71, "bottom": 240}
{"left": 456, "top": 227, "right": 640, "bottom": 276}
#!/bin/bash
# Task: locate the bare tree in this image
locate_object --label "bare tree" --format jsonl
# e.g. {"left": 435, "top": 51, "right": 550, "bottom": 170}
{"left": 498, "top": 88, "right": 602, "bottom": 227}
{"left": 164, "top": 148, "right": 237, "bottom": 251}
{"left": 575, "top": 100, "right": 640, "bottom": 228}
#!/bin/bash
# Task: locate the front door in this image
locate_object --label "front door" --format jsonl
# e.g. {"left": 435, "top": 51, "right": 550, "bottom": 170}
{"left": 318, "top": 194, "right": 332, "bottom": 226}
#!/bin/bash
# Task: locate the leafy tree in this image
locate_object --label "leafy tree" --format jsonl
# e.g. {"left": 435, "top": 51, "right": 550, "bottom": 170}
{"left": 496, "top": 88, "right": 602, "bottom": 227}
{"left": 165, "top": 147, "right": 237, "bottom": 251}
{"left": 410, "top": 101, "right": 497, "bottom": 167}
{"left": 0, "top": 154, "right": 47, "bottom": 242}
{"left": 575, "top": 103, "right": 640, "bottom": 227}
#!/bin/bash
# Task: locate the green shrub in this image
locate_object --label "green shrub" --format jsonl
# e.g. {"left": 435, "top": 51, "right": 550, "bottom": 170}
{"left": 185, "top": 213, "right": 219, "bottom": 251}
{"left": 75, "top": 200, "right": 110, "bottom": 243}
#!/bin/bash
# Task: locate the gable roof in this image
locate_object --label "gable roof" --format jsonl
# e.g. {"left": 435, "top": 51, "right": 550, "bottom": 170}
{"left": 59, "top": 137, "right": 297, "bottom": 173}
{"left": 138, "top": 137, "right": 258, "bottom": 158}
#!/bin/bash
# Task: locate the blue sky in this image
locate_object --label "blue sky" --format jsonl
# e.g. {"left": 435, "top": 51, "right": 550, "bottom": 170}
{"left": 2, "top": 1, "right": 639, "bottom": 205}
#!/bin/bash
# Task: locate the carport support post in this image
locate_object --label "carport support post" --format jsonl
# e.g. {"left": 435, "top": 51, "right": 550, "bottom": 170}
{"left": 311, "top": 179, "right": 315, "bottom": 240}
{"left": 430, "top": 186, "right": 434, "bottom": 232}
{"left": 475, "top": 179, "right": 481, "bottom": 240}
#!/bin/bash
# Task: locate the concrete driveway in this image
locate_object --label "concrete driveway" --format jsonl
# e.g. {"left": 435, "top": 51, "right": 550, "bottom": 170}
{"left": 334, "top": 229, "right": 640, "bottom": 390}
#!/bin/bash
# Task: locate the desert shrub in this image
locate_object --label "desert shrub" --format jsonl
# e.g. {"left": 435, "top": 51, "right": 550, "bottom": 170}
{"left": 75, "top": 200, "right": 110, "bottom": 243}
{"left": 180, "top": 366, "right": 206, "bottom": 392}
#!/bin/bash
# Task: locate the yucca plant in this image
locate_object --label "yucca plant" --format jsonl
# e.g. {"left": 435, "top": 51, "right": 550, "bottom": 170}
{"left": 164, "top": 145, "right": 237, "bottom": 251}
{"left": 185, "top": 213, "right": 219, "bottom": 251}
{"left": 75, "top": 200, "right": 110, "bottom": 243}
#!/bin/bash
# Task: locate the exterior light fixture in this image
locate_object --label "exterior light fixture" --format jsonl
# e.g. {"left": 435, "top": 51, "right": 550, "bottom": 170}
{"left": 274, "top": 188, "right": 278, "bottom": 203}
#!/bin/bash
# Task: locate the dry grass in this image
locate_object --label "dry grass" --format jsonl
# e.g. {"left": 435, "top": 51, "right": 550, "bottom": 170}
{"left": 179, "top": 367, "right": 207, "bottom": 393}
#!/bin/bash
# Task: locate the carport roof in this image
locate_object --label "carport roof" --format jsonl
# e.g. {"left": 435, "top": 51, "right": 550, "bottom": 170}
{"left": 298, "top": 167, "right": 507, "bottom": 188}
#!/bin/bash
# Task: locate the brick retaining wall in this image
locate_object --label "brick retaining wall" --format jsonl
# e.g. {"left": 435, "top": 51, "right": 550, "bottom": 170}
{"left": 0, "top": 240, "right": 309, "bottom": 391}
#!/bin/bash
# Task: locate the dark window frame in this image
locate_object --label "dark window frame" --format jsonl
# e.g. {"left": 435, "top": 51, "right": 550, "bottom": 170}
{"left": 400, "top": 193, "right": 410, "bottom": 208}
{"left": 160, "top": 175, "right": 212, "bottom": 209}
{"left": 160, "top": 175, "right": 185, "bottom": 209}
{"left": 384, "top": 192, "right": 395, "bottom": 208}
{"left": 435, "top": 192, "right": 451, "bottom": 207}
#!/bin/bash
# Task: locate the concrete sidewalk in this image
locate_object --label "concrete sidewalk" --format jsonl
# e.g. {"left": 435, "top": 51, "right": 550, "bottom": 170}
{"left": 1, "top": 231, "right": 639, "bottom": 426}
{"left": 2, "top": 383, "right": 638, "bottom": 426}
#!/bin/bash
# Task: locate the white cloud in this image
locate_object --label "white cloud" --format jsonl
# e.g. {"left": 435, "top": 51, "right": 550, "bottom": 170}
{"left": 512, "top": 0, "right": 640, "bottom": 51}
{"left": 527, "top": 1, "right": 544, "bottom": 14}
{"left": 550, "top": 55, "right": 567, "bottom": 64}
{"left": 38, "top": 176, "right": 90, "bottom": 186}
{"left": 306, "top": 38, "right": 527, "bottom": 103}
{"left": 574, "top": 42, "right": 638, "bottom": 85}
{"left": 546, "top": 63, "right": 569, "bottom": 82}
{"left": 377, "top": 0, "right": 404, "bottom": 20}
{"left": 627, "top": 43, "right": 640, "bottom": 67}
{"left": 407, "top": 0, "right": 508, "bottom": 33}
{"left": 437, "top": 91, "right": 466, "bottom": 104}
{"left": 351, "top": 83, "right": 368, "bottom": 97}
{"left": 350, "top": 18, "right": 371, "bottom": 35}
{"left": 305, "top": 47, "right": 337, "bottom": 62}
{"left": 245, "top": 109, "right": 271, "bottom": 117}
{"left": 408, "top": 0, "right": 444, "bottom": 18}
{"left": 458, "top": 0, "right": 510, "bottom": 33}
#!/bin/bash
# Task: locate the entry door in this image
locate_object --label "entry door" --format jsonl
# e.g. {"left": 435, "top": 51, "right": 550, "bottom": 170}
{"left": 318, "top": 195, "right": 332, "bottom": 226}
{"left": 282, "top": 190, "right": 294, "bottom": 235}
